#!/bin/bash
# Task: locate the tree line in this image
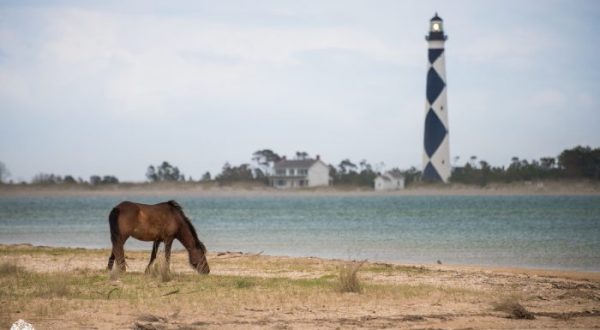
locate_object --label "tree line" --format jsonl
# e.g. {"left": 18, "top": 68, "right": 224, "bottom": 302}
{"left": 27, "top": 173, "right": 118, "bottom": 185}
{"left": 1, "top": 145, "right": 598, "bottom": 186}
{"left": 450, "top": 146, "right": 600, "bottom": 186}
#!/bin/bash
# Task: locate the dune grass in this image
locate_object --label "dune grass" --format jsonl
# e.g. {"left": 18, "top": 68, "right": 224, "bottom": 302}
{"left": 0, "top": 248, "right": 482, "bottom": 329}
{"left": 146, "top": 255, "right": 173, "bottom": 283}
{"left": 337, "top": 261, "right": 364, "bottom": 293}
{"left": 0, "top": 260, "right": 24, "bottom": 275}
{"left": 493, "top": 297, "right": 535, "bottom": 319}
{"left": 0, "top": 260, "right": 450, "bottom": 305}
{"left": 2, "top": 246, "right": 599, "bottom": 329}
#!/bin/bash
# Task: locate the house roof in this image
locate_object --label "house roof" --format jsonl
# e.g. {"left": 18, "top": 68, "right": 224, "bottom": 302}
{"left": 377, "top": 171, "right": 404, "bottom": 181}
{"left": 385, "top": 171, "right": 404, "bottom": 179}
{"left": 274, "top": 159, "right": 318, "bottom": 169}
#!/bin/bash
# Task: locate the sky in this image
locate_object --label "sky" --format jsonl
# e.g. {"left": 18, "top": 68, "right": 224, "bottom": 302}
{"left": 1, "top": 0, "right": 599, "bottom": 182}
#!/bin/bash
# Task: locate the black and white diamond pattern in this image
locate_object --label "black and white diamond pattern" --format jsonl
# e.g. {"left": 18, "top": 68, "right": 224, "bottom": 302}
{"left": 422, "top": 46, "right": 450, "bottom": 182}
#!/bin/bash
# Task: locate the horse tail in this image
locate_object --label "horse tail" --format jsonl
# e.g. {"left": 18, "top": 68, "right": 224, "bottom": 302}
{"left": 108, "top": 207, "right": 120, "bottom": 243}
{"left": 167, "top": 200, "right": 207, "bottom": 253}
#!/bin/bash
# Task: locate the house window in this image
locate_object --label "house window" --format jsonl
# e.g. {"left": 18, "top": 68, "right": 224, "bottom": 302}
{"left": 276, "top": 169, "right": 286, "bottom": 176}
{"left": 277, "top": 180, "right": 285, "bottom": 186}
{"left": 288, "top": 169, "right": 295, "bottom": 175}
{"left": 299, "top": 169, "right": 308, "bottom": 175}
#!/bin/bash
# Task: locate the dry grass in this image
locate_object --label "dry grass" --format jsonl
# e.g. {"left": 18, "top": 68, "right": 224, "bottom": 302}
{"left": 4, "top": 246, "right": 598, "bottom": 329}
{"left": 0, "top": 261, "right": 72, "bottom": 298}
{"left": 0, "top": 261, "right": 24, "bottom": 275}
{"left": 337, "top": 261, "right": 365, "bottom": 293}
{"left": 146, "top": 255, "right": 172, "bottom": 282}
{"left": 493, "top": 297, "right": 535, "bottom": 320}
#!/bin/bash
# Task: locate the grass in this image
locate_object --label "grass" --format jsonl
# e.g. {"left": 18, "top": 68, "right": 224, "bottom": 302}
{"left": 0, "top": 247, "right": 483, "bottom": 329}
{"left": 0, "top": 262, "right": 103, "bottom": 300}
{"left": 337, "top": 261, "right": 364, "bottom": 293}
{"left": 234, "top": 277, "right": 255, "bottom": 289}
{"left": 0, "top": 261, "right": 24, "bottom": 275}
{"left": 0, "top": 245, "right": 103, "bottom": 257}
{"left": 146, "top": 255, "right": 172, "bottom": 283}
{"left": 0, "top": 262, "right": 442, "bottom": 304}
{"left": 493, "top": 297, "right": 536, "bottom": 320}
{"left": 363, "top": 263, "right": 431, "bottom": 275}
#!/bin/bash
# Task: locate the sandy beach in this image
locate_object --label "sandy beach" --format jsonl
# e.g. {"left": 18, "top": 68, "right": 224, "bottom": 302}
{"left": 1, "top": 244, "right": 599, "bottom": 329}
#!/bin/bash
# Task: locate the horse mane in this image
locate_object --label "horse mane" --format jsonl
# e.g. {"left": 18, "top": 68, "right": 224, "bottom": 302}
{"left": 167, "top": 200, "right": 207, "bottom": 253}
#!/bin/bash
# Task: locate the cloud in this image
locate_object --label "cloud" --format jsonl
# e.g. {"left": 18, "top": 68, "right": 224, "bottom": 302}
{"left": 1, "top": 7, "right": 410, "bottom": 116}
{"left": 529, "top": 89, "right": 567, "bottom": 108}
{"left": 457, "top": 27, "right": 558, "bottom": 68}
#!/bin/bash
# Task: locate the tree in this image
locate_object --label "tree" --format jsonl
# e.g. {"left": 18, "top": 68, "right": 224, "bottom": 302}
{"left": 90, "top": 175, "right": 102, "bottom": 185}
{"left": 478, "top": 160, "right": 491, "bottom": 186}
{"left": 146, "top": 166, "right": 158, "bottom": 182}
{"left": 252, "top": 149, "right": 281, "bottom": 175}
{"left": 32, "top": 173, "right": 62, "bottom": 184}
{"left": 201, "top": 171, "right": 212, "bottom": 181}
{"left": 102, "top": 175, "right": 119, "bottom": 184}
{"left": 558, "top": 146, "right": 600, "bottom": 179}
{"left": 295, "top": 151, "right": 309, "bottom": 160}
{"left": 146, "top": 161, "right": 185, "bottom": 182}
{"left": 63, "top": 175, "right": 77, "bottom": 184}
{"left": 0, "top": 161, "right": 10, "bottom": 184}
{"left": 359, "top": 159, "right": 372, "bottom": 172}
{"left": 401, "top": 166, "right": 422, "bottom": 185}
{"left": 216, "top": 162, "right": 254, "bottom": 183}
{"left": 333, "top": 159, "right": 375, "bottom": 186}
{"left": 470, "top": 155, "right": 478, "bottom": 168}
{"left": 338, "top": 159, "right": 357, "bottom": 175}
{"left": 540, "top": 157, "right": 556, "bottom": 170}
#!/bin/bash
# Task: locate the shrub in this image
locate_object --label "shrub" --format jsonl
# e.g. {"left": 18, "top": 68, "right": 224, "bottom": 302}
{"left": 337, "top": 261, "right": 365, "bottom": 293}
{"left": 0, "top": 261, "right": 24, "bottom": 275}
{"left": 493, "top": 298, "right": 535, "bottom": 319}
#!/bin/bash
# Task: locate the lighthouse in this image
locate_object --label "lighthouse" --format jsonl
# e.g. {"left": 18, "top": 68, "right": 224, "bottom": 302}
{"left": 422, "top": 13, "right": 450, "bottom": 182}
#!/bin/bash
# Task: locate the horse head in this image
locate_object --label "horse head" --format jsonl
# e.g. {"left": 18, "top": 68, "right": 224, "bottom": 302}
{"left": 190, "top": 247, "right": 210, "bottom": 274}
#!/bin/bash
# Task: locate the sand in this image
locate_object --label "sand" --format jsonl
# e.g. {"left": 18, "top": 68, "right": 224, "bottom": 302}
{"left": 1, "top": 244, "right": 599, "bottom": 329}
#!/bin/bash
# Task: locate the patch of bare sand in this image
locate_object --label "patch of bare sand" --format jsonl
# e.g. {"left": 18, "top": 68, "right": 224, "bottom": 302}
{"left": 1, "top": 245, "right": 599, "bottom": 329}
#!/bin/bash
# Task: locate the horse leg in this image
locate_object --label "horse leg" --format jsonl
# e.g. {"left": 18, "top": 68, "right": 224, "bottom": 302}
{"left": 164, "top": 238, "right": 174, "bottom": 266}
{"left": 112, "top": 238, "right": 128, "bottom": 272}
{"left": 145, "top": 241, "right": 161, "bottom": 273}
{"left": 107, "top": 252, "right": 115, "bottom": 270}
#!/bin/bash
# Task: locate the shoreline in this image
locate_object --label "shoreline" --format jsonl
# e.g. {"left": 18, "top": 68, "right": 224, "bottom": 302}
{"left": 1, "top": 179, "right": 600, "bottom": 197}
{"left": 3, "top": 243, "right": 599, "bottom": 280}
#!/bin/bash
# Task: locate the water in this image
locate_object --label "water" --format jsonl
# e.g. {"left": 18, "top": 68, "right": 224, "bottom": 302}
{"left": 1, "top": 195, "right": 599, "bottom": 271}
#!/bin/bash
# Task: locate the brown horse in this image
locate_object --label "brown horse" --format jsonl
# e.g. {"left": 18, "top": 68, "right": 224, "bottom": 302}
{"left": 107, "top": 200, "right": 210, "bottom": 274}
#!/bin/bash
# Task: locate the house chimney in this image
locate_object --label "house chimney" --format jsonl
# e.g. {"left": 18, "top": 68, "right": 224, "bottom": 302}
{"left": 282, "top": 156, "right": 287, "bottom": 161}
{"left": 316, "top": 155, "right": 320, "bottom": 160}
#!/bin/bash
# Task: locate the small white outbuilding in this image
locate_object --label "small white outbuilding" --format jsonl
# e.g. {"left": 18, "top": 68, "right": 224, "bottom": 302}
{"left": 374, "top": 172, "right": 405, "bottom": 191}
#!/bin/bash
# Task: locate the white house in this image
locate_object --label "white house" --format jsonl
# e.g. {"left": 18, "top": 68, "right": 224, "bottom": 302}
{"left": 270, "top": 156, "right": 330, "bottom": 189}
{"left": 374, "top": 172, "right": 405, "bottom": 191}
